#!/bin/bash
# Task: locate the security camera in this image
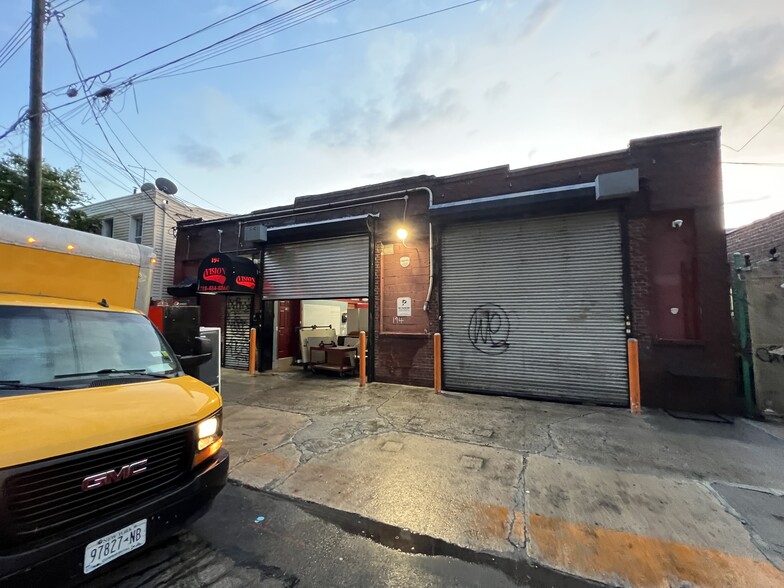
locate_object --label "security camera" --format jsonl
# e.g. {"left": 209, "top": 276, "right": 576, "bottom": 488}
{"left": 672, "top": 219, "right": 683, "bottom": 229}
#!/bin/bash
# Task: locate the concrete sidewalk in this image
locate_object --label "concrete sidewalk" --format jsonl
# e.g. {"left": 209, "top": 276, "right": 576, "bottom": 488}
{"left": 219, "top": 370, "right": 784, "bottom": 587}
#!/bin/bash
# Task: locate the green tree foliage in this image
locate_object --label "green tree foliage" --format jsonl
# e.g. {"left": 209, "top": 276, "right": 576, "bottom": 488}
{"left": 0, "top": 152, "right": 101, "bottom": 233}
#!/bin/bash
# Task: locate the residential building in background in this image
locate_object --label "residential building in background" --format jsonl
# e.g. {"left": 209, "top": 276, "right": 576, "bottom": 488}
{"left": 81, "top": 189, "right": 226, "bottom": 299}
{"left": 727, "top": 209, "right": 784, "bottom": 265}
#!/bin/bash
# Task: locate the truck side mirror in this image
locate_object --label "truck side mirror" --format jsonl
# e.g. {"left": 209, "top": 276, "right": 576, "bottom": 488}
{"left": 179, "top": 336, "right": 213, "bottom": 371}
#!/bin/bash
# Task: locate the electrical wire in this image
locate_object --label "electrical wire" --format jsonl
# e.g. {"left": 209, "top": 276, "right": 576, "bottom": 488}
{"left": 108, "top": 108, "right": 232, "bottom": 213}
{"left": 151, "top": 0, "right": 482, "bottom": 79}
{"left": 0, "top": 0, "right": 86, "bottom": 71}
{"left": 18, "top": 0, "right": 351, "bottom": 121}
{"left": 44, "top": 122, "right": 137, "bottom": 219}
{"left": 145, "top": 0, "right": 356, "bottom": 80}
{"left": 0, "top": 18, "right": 31, "bottom": 70}
{"left": 121, "top": 0, "right": 351, "bottom": 85}
{"left": 45, "top": 0, "right": 281, "bottom": 96}
{"left": 54, "top": 13, "right": 184, "bottom": 225}
{"left": 722, "top": 101, "right": 784, "bottom": 153}
{"left": 723, "top": 161, "right": 784, "bottom": 167}
{"left": 54, "top": 13, "right": 140, "bottom": 187}
{"left": 47, "top": 110, "right": 138, "bottom": 181}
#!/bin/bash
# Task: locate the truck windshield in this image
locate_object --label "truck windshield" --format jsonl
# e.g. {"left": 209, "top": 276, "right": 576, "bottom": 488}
{"left": 0, "top": 307, "right": 179, "bottom": 390}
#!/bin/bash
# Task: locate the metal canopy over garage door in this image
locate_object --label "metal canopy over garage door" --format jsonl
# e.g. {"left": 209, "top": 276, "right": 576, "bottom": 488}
{"left": 441, "top": 210, "right": 628, "bottom": 405}
{"left": 263, "top": 235, "right": 369, "bottom": 300}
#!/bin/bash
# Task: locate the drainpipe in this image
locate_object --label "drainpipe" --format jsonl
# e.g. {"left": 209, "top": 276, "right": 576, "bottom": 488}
{"left": 423, "top": 188, "right": 434, "bottom": 312}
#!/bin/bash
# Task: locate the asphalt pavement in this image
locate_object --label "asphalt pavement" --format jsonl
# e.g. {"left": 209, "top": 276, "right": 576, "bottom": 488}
{"left": 82, "top": 483, "right": 585, "bottom": 588}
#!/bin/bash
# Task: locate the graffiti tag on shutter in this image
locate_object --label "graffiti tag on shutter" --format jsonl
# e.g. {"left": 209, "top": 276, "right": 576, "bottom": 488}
{"left": 468, "top": 304, "right": 511, "bottom": 355}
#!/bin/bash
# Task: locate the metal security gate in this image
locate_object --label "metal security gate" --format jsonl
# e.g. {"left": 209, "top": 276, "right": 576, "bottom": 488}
{"left": 263, "top": 235, "right": 369, "bottom": 300}
{"left": 224, "top": 295, "right": 252, "bottom": 369}
{"left": 441, "top": 210, "right": 628, "bottom": 405}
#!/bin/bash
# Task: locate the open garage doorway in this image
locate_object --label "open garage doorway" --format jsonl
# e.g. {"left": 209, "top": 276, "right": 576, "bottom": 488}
{"left": 258, "top": 234, "right": 373, "bottom": 378}
{"left": 269, "top": 299, "right": 369, "bottom": 377}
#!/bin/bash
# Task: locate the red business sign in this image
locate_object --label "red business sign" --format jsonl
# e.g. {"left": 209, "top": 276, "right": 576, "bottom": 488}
{"left": 197, "top": 253, "right": 257, "bottom": 294}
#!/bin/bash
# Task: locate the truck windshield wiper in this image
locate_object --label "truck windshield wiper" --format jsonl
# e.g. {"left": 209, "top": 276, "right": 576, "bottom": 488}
{"left": 0, "top": 381, "right": 70, "bottom": 391}
{"left": 53, "top": 368, "right": 173, "bottom": 380}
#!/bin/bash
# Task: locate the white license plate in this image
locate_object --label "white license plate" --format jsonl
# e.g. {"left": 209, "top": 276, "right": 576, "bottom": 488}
{"left": 83, "top": 519, "right": 147, "bottom": 574}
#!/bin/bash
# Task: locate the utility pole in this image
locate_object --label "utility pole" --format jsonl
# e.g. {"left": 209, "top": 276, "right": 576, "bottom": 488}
{"left": 26, "top": 0, "right": 46, "bottom": 221}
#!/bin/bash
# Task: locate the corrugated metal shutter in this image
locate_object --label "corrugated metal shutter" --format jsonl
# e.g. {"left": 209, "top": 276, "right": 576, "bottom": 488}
{"left": 263, "top": 235, "right": 369, "bottom": 300}
{"left": 441, "top": 210, "right": 628, "bottom": 405}
{"left": 224, "top": 295, "right": 252, "bottom": 369}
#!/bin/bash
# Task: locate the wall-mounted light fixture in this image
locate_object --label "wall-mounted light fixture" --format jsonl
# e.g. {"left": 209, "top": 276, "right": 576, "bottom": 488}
{"left": 396, "top": 227, "right": 408, "bottom": 241}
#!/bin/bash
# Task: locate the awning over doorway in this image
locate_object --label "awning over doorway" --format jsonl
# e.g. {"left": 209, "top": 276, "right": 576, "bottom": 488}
{"left": 197, "top": 252, "right": 258, "bottom": 294}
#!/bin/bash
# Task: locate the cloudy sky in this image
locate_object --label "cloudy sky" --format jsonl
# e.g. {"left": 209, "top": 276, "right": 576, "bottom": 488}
{"left": 1, "top": 0, "right": 783, "bottom": 227}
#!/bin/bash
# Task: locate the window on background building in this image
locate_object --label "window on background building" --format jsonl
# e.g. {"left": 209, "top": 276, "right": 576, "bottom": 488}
{"left": 101, "top": 218, "right": 114, "bottom": 238}
{"left": 130, "top": 215, "right": 143, "bottom": 244}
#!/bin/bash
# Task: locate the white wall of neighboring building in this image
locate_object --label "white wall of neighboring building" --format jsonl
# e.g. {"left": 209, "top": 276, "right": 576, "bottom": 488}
{"left": 302, "top": 300, "right": 348, "bottom": 337}
{"left": 80, "top": 190, "right": 226, "bottom": 299}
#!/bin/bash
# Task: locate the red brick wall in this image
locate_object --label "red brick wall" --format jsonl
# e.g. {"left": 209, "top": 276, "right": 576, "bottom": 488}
{"left": 627, "top": 130, "right": 737, "bottom": 412}
{"left": 372, "top": 192, "right": 439, "bottom": 388}
{"left": 726, "top": 210, "right": 784, "bottom": 265}
{"left": 628, "top": 217, "right": 652, "bottom": 351}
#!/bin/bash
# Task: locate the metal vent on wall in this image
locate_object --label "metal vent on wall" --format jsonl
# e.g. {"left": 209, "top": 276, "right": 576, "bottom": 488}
{"left": 440, "top": 210, "right": 629, "bottom": 406}
{"left": 263, "top": 235, "right": 369, "bottom": 300}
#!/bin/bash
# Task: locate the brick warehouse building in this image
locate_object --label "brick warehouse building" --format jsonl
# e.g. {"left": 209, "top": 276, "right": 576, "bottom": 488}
{"left": 172, "top": 127, "right": 737, "bottom": 413}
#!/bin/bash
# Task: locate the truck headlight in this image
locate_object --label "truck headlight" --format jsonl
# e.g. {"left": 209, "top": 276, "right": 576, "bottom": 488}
{"left": 194, "top": 412, "right": 222, "bottom": 467}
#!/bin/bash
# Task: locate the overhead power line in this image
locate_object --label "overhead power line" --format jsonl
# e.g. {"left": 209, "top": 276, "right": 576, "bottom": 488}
{"left": 121, "top": 0, "right": 353, "bottom": 85}
{"left": 723, "top": 161, "right": 784, "bottom": 167}
{"left": 45, "top": 0, "right": 280, "bottom": 96}
{"left": 11, "top": 0, "right": 355, "bottom": 123}
{"left": 0, "top": 0, "right": 87, "bottom": 71}
{"left": 108, "top": 108, "right": 232, "bottom": 213}
{"left": 142, "top": 0, "right": 357, "bottom": 81}
{"left": 54, "top": 13, "right": 183, "bottom": 225}
{"left": 148, "top": 0, "right": 483, "bottom": 80}
{"left": 722, "top": 100, "right": 784, "bottom": 153}
{"left": 0, "top": 17, "right": 31, "bottom": 70}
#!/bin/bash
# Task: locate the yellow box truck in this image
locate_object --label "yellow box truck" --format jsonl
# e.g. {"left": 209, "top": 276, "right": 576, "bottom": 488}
{"left": 0, "top": 214, "right": 228, "bottom": 584}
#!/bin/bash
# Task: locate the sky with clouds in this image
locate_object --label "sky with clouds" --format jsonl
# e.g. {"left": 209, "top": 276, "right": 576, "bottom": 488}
{"left": 1, "top": 0, "right": 782, "bottom": 227}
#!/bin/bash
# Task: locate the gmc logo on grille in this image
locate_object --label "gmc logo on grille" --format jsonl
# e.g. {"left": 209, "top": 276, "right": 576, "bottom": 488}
{"left": 81, "top": 459, "right": 148, "bottom": 491}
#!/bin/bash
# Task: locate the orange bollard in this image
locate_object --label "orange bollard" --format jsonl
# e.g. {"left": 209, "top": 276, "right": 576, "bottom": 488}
{"left": 434, "top": 333, "right": 442, "bottom": 394}
{"left": 628, "top": 338, "right": 641, "bottom": 414}
{"left": 359, "top": 330, "right": 367, "bottom": 387}
{"left": 249, "top": 328, "right": 257, "bottom": 375}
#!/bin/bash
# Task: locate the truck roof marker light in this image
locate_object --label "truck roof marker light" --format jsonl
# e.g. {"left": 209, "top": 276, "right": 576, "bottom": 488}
{"left": 27, "top": 236, "right": 36, "bottom": 244}
{"left": 67, "top": 244, "right": 75, "bottom": 251}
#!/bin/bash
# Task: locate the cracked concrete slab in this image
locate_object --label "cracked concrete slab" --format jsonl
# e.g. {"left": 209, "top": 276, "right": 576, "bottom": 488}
{"left": 221, "top": 370, "right": 397, "bottom": 416}
{"left": 275, "top": 432, "right": 525, "bottom": 555}
{"left": 525, "top": 455, "right": 784, "bottom": 587}
{"left": 526, "top": 455, "right": 762, "bottom": 554}
{"left": 222, "top": 405, "right": 310, "bottom": 472}
{"left": 219, "top": 371, "right": 784, "bottom": 586}
{"left": 713, "top": 482, "right": 784, "bottom": 569}
{"left": 377, "top": 385, "right": 585, "bottom": 453}
{"left": 548, "top": 410, "right": 784, "bottom": 488}
{"left": 231, "top": 443, "right": 302, "bottom": 490}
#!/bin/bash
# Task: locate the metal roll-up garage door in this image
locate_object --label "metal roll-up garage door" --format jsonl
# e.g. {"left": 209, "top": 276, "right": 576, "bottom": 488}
{"left": 224, "top": 295, "right": 252, "bottom": 369}
{"left": 441, "top": 210, "right": 628, "bottom": 405}
{"left": 263, "top": 235, "right": 369, "bottom": 300}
